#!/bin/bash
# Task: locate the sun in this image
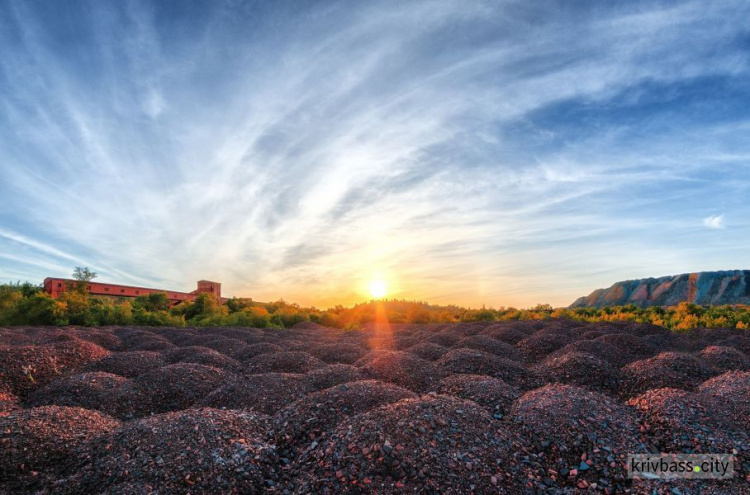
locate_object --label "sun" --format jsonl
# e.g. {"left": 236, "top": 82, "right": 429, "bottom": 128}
{"left": 369, "top": 279, "right": 388, "bottom": 299}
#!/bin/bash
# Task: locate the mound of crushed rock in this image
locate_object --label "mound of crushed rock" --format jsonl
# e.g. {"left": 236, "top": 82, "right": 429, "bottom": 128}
{"left": 199, "top": 373, "right": 311, "bottom": 415}
{"left": 273, "top": 380, "right": 416, "bottom": 449}
{"left": 357, "top": 351, "right": 441, "bottom": 392}
{"left": 60, "top": 408, "right": 276, "bottom": 494}
{"left": 534, "top": 352, "right": 622, "bottom": 394}
{"left": 24, "top": 372, "right": 131, "bottom": 418}
{"left": 509, "top": 384, "right": 642, "bottom": 492}
{"left": 290, "top": 394, "right": 527, "bottom": 493}
{"left": 621, "top": 352, "right": 717, "bottom": 397}
{"left": 85, "top": 351, "right": 165, "bottom": 378}
{"left": 438, "top": 374, "right": 519, "bottom": 416}
{"left": 0, "top": 406, "right": 120, "bottom": 491}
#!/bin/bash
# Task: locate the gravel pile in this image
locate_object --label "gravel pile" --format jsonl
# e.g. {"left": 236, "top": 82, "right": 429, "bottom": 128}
{"left": 358, "top": 351, "right": 441, "bottom": 393}
{"left": 550, "top": 339, "right": 634, "bottom": 368}
{"left": 406, "top": 342, "right": 448, "bottom": 361}
{"left": 437, "top": 348, "right": 537, "bottom": 389}
{"left": 246, "top": 351, "right": 324, "bottom": 374}
{"left": 291, "top": 394, "right": 526, "bottom": 493}
{"left": 128, "top": 363, "right": 233, "bottom": 416}
{"left": 516, "top": 333, "right": 570, "bottom": 362}
{"left": 182, "top": 336, "right": 248, "bottom": 357}
{"left": 454, "top": 335, "right": 524, "bottom": 361}
{"left": 272, "top": 380, "right": 416, "bottom": 450}
{"left": 0, "top": 383, "right": 17, "bottom": 413}
{"left": 697, "top": 371, "right": 750, "bottom": 432}
{"left": 199, "top": 373, "right": 311, "bottom": 415}
{"left": 621, "top": 352, "right": 717, "bottom": 397}
{"left": 302, "top": 364, "right": 364, "bottom": 391}
{"left": 234, "top": 343, "right": 285, "bottom": 361}
{"left": 437, "top": 374, "right": 519, "bottom": 416}
{"left": 62, "top": 408, "right": 277, "bottom": 494}
{"left": 0, "top": 406, "right": 120, "bottom": 491}
{"left": 594, "top": 333, "right": 656, "bottom": 359}
{"left": 534, "top": 352, "right": 622, "bottom": 394}
{"left": 307, "top": 342, "right": 367, "bottom": 364}
{"left": 698, "top": 345, "right": 750, "bottom": 372}
{"left": 24, "top": 372, "right": 131, "bottom": 418}
{"left": 84, "top": 351, "right": 165, "bottom": 378}
{"left": 117, "top": 330, "right": 175, "bottom": 352}
{"left": 627, "top": 388, "right": 743, "bottom": 454}
{"left": 480, "top": 325, "right": 532, "bottom": 345}
{"left": 509, "top": 384, "right": 641, "bottom": 492}
{"left": 0, "top": 339, "right": 110, "bottom": 397}
{"left": 164, "top": 346, "right": 244, "bottom": 373}
{"left": 424, "top": 332, "right": 461, "bottom": 348}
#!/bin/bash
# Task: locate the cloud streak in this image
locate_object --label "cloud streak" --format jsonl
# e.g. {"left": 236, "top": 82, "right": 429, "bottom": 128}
{"left": 1, "top": 0, "right": 749, "bottom": 306}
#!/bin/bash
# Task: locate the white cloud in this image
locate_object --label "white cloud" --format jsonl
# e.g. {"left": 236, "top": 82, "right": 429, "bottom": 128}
{"left": 703, "top": 214, "right": 725, "bottom": 229}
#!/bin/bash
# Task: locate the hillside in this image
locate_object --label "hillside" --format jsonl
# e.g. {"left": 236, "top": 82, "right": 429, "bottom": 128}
{"left": 570, "top": 270, "right": 750, "bottom": 308}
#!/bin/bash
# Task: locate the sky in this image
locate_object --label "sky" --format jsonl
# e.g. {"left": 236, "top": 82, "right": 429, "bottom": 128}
{"left": 1, "top": 0, "right": 749, "bottom": 308}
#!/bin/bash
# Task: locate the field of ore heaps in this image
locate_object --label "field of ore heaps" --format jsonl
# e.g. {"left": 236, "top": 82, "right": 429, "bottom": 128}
{"left": 1, "top": 321, "right": 749, "bottom": 494}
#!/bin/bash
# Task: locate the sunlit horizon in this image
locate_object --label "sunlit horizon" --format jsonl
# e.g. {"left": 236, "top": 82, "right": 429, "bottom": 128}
{"left": 1, "top": 1, "right": 749, "bottom": 309}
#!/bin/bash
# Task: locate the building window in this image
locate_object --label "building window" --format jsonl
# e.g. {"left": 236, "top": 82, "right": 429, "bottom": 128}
{"left": 57, "top": 283, "right": 62, "bottom": 288}
{"left": 104, "top": 288, "right": 109, "bottom": 292}
{"left": 121, "top": 289, "right": 125, "bottom": 293}
{"left": 135, "top": 291, "right": 140, "bottom": 295}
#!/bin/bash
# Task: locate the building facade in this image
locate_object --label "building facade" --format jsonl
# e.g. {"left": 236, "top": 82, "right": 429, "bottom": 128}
{"left": 43, "top": 278, "right": 224, "bottom": 304}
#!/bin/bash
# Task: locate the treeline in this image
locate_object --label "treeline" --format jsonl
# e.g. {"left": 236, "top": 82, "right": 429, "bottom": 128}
{"left": 1, "top": 281, "right": 749, "bottom": 331}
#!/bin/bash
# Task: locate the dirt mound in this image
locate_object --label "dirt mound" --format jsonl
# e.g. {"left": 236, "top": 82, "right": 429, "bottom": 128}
{"left": 424, "top": 332, "right": 461, "bottom": 347}
{"left": 516, "top": 333, "right": 570, "bottom": 362}
{"left": 534, "top": 352, "right": 622, "bottom": 394}
{"left": 67, "top": 329, "right": 122, "bottom": 351}
{"left": 621, "top": 352, "right": 717, "bottom": 397}
{"left": 406, "top": 342, "right": 448, "bottom": 361}
{"left": 291, "top": 394, "right": 526, "bottom": 493}
{"left": 163, "top": 346, "right": 244, "bottom": 372}
{"left": 437, "top": 374, "right": 519, "bottom": 416}
{"left": 627, "top": 388, "right": 744, "bottom": 454}
{"left": 436, "top": 348, "right": 537, "bottom": 389}
{"left": 594, "top": 333, "right": 656, "bottom": 358}
{"left": 302, "top": 364, "right": 364, "bottom": 391}
{"left": 0, "top": 406, "right": 120, "bottom": 490}
{"left": 359, "top": 351, "right": 441, "bottom": 393}
{"left": 246, "top": 351, "right": 324, "bottom": 374}
{"left": 117, "top": 330, "right": 175, "bottom": 352}
{"left": 65, "top": 408, "right": 276, "bottom": 494}
{"left": 307, "top": 342, "right": 367, "bottom": 364}
{"left": 180, "top": 335, "right": 248, "bottom": 357}
{"left": 549, "top": 339, "right": 632, "bottom": 367}
{"left": 453, "top": 335, "right": 523, "bottom": 361}
{"left": 273, "top": 380, "right": 416, "bottom": 449}
{"left": 697, "top": 371, "right": 750, "bottom": 432}
{"left": 234, "top": 342, "right": 285, "bottom": 361}
{"left": 480, "top": 325, "right": 531, "bottom": 345}
{"left": 199, "top": 373, "right": 311, "bottom": 415}
{"left": 0, "top": 339, "right": 110, "bottom": 397}
{"left": 394, "top": 336, "right": 418, "bottom": 350}
{"left": 509, "top": 384, "right": 640, "bottom": 492}
{"left": 85, "top": 351, "right": 165, "bottom": 378}
{"left": 25, "top": 372, "right": 131, "bottom": 418}
{"left": 129, "top": 363, "right": 233, "bottom": 416}
{"left": 698, "top": 345, "right": 750, "bottom": 372}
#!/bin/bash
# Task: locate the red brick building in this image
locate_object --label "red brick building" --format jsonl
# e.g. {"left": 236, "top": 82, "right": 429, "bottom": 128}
{"left": 43, "top": 278, "right": 224, "bottom": 304}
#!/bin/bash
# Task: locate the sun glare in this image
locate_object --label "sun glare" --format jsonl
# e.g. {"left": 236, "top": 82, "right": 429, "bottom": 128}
{"left": 369, "top": 279, "right": 388, "bottom": 299}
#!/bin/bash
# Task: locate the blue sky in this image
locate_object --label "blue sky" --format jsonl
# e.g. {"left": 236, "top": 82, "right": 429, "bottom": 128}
{"left": 1, "top": 0, "right": 749, "bottom": 307}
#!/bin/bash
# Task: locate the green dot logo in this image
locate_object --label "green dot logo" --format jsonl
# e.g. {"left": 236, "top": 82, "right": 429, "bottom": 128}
{"left": 693, "top": 466, "right": 701, "bottom": 473}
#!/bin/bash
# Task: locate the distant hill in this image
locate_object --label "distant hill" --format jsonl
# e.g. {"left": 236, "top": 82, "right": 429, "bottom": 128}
{"left": 570, "top": 270, "right": 750, "bottom": 308}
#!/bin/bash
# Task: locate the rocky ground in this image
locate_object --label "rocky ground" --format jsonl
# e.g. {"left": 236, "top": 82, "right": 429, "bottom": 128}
{"left": 0, "top": 321, "right": 748, "bottom": 494}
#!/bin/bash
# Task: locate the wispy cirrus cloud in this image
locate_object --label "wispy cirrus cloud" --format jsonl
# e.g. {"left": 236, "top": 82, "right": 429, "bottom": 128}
{"left": 0, "top": 0, "right": 749, "bottom": 307}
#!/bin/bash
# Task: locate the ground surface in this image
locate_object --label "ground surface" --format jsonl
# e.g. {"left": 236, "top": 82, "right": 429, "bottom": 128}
{"left": 0, "top": 320, "right": 748, "bottom": 494}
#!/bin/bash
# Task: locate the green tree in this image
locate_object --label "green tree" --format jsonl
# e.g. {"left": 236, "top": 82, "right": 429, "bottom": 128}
{"left": 134, "top": 292, "right": 170, "bottom": 312}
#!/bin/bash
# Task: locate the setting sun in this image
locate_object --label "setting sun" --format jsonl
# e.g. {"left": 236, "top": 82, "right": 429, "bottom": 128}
{"left": 369, "top": 280, "right": 388, "bottom": 299}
